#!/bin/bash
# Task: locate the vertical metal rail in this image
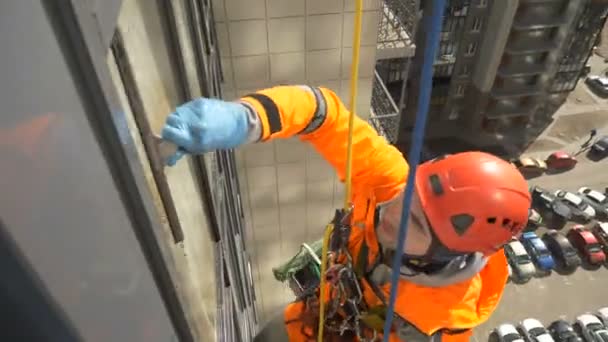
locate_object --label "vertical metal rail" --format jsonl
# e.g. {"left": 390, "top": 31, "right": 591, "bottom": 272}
{"left": 110, "top": 31, "right": 185, "bottom": 243}
{"left": 161, "top": 0, "right": 259, "bottom": 340}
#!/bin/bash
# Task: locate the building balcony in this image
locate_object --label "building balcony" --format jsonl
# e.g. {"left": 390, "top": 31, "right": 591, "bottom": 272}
{"left": 519, "top": 0, "right": 567, "bottom": 4}
{"left": 377, "top": 1, "right": 417, "bottom": 59}
{"left": 369, "top": 70, "right": 401, "bottom": 143}
{"left": 485, "top": 96, "right": 539, "bottom": 118}
{"left": 504, "top": 39, "right": 557, "bottom": 54}
{"left": 505, "top": 26, "right": 558, "bottom": 53}
{"left": 497, "top": 62, "right": 548, "bottom": 77}
{"left": 512, "top": 16, "right": 566, "bottom": 30}
{"left": 491, "top": 86, "right": 543, "bottom": 98}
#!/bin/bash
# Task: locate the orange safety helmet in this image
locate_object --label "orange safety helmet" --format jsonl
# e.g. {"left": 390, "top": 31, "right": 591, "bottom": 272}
{"left": 415, "top": 152, "right": 531, "bottom": 256}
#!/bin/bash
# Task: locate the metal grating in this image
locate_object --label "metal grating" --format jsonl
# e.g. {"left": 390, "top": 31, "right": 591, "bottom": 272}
{"left": 377, "top": 2, "right": 413, "bottom": 50}
{"left": 550, "top": 0, "right": 608, "bottom": 93}
{"left": 370, "top": 70, "right": 401, "bottom": 143}
{"left": 166, "top": 0, "right": 260, "bottom": 340}
{"left": 383, "top": 0, "right": 419, "bottom": 38}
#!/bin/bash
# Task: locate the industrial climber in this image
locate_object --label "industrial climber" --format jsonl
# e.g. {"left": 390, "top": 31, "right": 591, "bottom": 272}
{"left": 161, "top": 85, "right": 531, "bottom": 341}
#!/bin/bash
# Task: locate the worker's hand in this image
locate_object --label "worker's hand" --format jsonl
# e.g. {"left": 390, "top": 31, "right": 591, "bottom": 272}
{"left": 161, "top": 98, "right": 250, "bottom": 166}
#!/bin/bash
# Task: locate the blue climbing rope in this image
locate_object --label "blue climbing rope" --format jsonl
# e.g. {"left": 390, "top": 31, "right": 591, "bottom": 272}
{"left": 381, "top": 0, "right": 446, "bottom": 340}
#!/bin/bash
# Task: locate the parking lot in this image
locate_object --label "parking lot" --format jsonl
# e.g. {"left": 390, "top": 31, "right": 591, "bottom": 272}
{"left": 473, "top": 162, "right": 608, "bottom": 340}
{"left": 472, "top": 56, "right": 608, "bottom": 341}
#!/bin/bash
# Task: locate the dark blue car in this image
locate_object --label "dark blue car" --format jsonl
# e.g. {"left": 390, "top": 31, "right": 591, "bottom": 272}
{"left": 521, "top": 232, "right": 555, "bottom": 270}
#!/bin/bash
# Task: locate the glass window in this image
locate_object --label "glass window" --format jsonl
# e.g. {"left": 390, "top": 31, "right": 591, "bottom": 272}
{"left": 465, "top": 42, "right": 478, "bottom": 56}
{"left": 455, "top": 84, "right": 465, "bottom": 97}
{"left": 448, "top": 108, "right": 460, "bottom": 120}
{"left": 471, "top": 17, "right": 482, "bottom": 32}
{"left": 460, "top": 64, "right": 470, "bottom": 77}
{"left": 517, "top": 254, "right": 532, "bottom": 264}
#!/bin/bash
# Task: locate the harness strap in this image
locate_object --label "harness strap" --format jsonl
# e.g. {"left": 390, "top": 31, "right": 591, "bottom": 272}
{"left": 357, "top": 239, "right": 470, "bottom": 341}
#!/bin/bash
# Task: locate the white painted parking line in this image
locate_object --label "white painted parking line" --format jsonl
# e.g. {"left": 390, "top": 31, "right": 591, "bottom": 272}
{"left": 535, "top": 280, "right": 546, "bottom": 290}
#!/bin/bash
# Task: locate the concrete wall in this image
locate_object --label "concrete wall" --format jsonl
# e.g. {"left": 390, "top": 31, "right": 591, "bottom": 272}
{"left": 211, "top": 0, "right": 382, "bottom": 321}
{"left": 472, "top": 0, "right": 519, "bottom": 92}
{"left": 110, "top": 1, "right": 218, "bottom": 340}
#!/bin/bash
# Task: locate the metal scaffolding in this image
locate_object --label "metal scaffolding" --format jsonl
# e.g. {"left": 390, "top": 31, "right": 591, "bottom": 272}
{"left": 372, "top": 0, "right": 420, "bottom": 143}
{"left": 383, "top": 0, "right": 419, "bottom": 38}
{"left": 369, "top": 70, "right": 401, "bottom": 143}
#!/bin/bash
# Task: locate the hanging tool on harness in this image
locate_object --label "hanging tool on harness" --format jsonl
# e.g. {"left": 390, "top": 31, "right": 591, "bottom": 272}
{"left": 273, "top": 206, "right": 382, "bottom": 341}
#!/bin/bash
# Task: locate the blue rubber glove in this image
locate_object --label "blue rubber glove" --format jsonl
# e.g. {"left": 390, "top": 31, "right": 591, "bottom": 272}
{"left": 161, "top": 98, "right": 250, "bottom": 166}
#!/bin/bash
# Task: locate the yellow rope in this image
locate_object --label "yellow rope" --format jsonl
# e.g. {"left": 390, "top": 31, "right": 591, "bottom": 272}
{"left": 317, "top": 1, "right": 363, "bottom": 341}
{"left": 317, "top": 223, "right": 334, "bottom": 341}
{"left": 344, "top": 0, "right": 364, "bottom": 210}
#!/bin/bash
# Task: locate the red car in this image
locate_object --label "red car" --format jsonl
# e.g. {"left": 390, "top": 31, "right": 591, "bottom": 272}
{"left": 546, "top": 151, "right": 577, "bottom": 170}
{"left": 567, "top": 225, "right": 606, "bottom": 264}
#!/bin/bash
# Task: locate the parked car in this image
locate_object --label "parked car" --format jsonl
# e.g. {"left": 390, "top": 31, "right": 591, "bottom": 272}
{"left": 546, "top": 151, "right": 577, "bottom": 170}
{"left": 543, "top": 231, "right": 582, "bottom": 269}
{"left": 548, "top": 320, "right": 583, "bottom": 342}
{"left": 585, "top": 75, "right": 608, "bottom": 97}
{"left": 598, "top": 308, "right": 608, "bottom": 328}
{"left": 578, "top": 187, "right": 608, "bottom": 220}
{"left": 496, "top": 323, "right": 526, "bottom": 342}
{"left": 531, "top": 187, "right": 573, "bottom": 228}
{"left": 527, "top": 208, "right": 543, "bottom": 228}
{"left": 554, "top": 190, "right": 595, "bottom": 222}
{"left": 504, "top": 240, "right": 536, "bottom": 281}
{"left": 574, "top": 314, "right": 608, "bottom": 342}
{"left": 592, "top": 222, "right": 608, "bottom": 255}
{"left": 568, "top": 226, "right": 607, "bottom": 265}
{"left": 512, "top": 157, "right": 547, "bottom": 177}
{"left": 590, "top": 135, "right": 608, "bottom": 158}
{"left": 521, "top": 232, "right": 555, "bottom": 271}
{"left": 520, "top": 318, "right": 555, "bottom": 342}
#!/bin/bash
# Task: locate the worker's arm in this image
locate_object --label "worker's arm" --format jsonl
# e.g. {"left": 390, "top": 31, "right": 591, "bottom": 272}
{"left": 240, "top": 85, "right": 408, "bottom": 202}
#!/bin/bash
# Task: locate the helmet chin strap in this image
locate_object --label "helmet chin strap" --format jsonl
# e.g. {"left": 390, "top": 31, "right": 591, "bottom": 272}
{"left": 378, "top": 216, "right": 470, "bottom": 275}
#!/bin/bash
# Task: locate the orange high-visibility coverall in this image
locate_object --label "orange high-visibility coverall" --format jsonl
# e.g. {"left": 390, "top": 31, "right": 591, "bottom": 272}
{"left": 241, "top": 85, "right": 509, "bottom": 341}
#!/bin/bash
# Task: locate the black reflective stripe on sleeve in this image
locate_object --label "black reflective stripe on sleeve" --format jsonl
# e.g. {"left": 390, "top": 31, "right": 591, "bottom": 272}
{"left": 299, "top": 86, "right": 327, "bottom": 135}
{"left": 245, "top": 93, "right": 282, "bottom": 135}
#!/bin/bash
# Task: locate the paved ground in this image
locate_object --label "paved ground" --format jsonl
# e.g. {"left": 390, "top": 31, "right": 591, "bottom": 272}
{"left": 472, "top": 55, "right": 608, "bottom": 341}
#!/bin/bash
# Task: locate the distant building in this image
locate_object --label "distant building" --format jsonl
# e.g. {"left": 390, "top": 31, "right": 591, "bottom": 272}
{"left": 371, "top": 0, "right": 608, "bottom": 155}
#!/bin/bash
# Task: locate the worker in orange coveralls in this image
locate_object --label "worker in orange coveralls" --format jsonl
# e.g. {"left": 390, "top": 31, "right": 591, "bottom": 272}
{"left": 161, "top": 85, "right": 531, "bottom": 341}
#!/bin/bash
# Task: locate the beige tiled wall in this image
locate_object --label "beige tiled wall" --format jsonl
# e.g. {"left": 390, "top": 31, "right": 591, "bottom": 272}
{"left": 212, "top": 0, "right": 381, "bottom": 322}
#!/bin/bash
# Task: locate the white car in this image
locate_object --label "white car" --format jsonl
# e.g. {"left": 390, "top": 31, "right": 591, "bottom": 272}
{"left": 504, "top": 240, "right": 536, "bottom": 281}
{"left": 495, "top": 323, "right": 525, "bottom": 342}
{"left": 554, "top": 190, "right": 596, "bottom": 221}
{"left": 575, "top": 314, "right": 608, "bottom": 342}
{"left": 579, "top": 187, "right": 607, "bottom": 204}
{"left": 598, "top": 307, "right": 608, "bottom": 328}
{"left": 578, "top": 187, "right": 608, "bottom": 219}
{"left": 519, "top": 318, "right": 554, "bottom": 342}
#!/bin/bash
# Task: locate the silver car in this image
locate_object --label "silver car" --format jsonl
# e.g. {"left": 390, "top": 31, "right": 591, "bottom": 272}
{"left": 598, "top": 307, "right": 608, "bottom": 328}
{"left": 554, "top": 190, "right": 596, "bottom": 221}
{"left": 504, "top": 240, "right": 536, "bottom": 281}
{"left": 519, "top": 318, "right": 554, "bottom": 342}
{"left": 496, "top": 323, "right": 525, "bottom": 342}
{"left": 575, "top": 314, "right": 608, "bottom": 342}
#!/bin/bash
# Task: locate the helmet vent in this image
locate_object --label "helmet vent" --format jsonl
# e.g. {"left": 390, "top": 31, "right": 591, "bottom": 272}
{"left": 487, "top": 217, "right": 496, "bottom": 224}
{"left": 451, "top": 214, "right": 474, "bottom": 236}
{"left": 429, "top": 174, "right": 444, "bottom": 195}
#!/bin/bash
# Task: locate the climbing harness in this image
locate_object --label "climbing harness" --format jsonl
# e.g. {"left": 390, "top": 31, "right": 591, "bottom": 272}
{"left": 272, "top": 0, "right": 446, "bottom": 340}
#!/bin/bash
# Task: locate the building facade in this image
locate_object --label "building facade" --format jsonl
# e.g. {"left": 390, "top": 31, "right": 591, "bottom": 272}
{"left": 373, "top": 0, "right": 608, "bottom": 155}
